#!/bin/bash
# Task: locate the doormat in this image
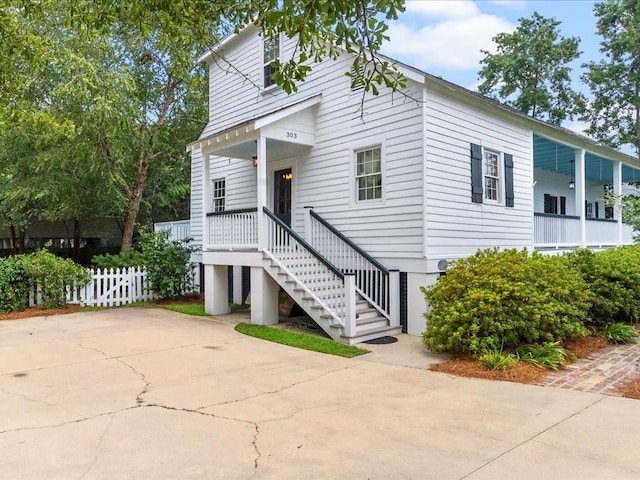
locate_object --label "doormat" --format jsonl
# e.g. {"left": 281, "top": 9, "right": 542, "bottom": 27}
{"left": 363, "top": 336, "right": 398, "bottom": 344}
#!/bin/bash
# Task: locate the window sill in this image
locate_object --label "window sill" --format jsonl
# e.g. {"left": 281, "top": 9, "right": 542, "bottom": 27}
{"left": 260, "top": 84, "right": 280, "bottom": 96}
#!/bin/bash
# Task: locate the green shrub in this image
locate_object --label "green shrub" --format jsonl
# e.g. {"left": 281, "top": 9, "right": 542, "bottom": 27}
{"left": 0, "top": 256, "right": 29, "bottom": 313}
{"left": 21, "top": 250, "right": 91, "bottom": 309}
{"left": 422, "top": 248, "right": 590, "bottom": 358}
{"left": 566, "top": 246, "right": 640, "bottom": 325}
{"left": 604, "top": 322, "right": 638, "bottom": 344}
{"left": 514, "top": 342, "right": 569, "bottom": 370}
{"left": 480, "top": 351, "right": 518, "bottom": 370}
{"left": 92, "top": 250, "right": 145, "bottom": 269}
{"left": 139, "top": 229, "right": 195, "bottom": 299}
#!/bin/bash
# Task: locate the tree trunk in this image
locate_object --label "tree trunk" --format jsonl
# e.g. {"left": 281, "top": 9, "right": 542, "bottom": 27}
{"left": 120, "top": 154, "right": 151, "bottom": 252}
{"left": 19, "top": 229, "right": 25, "bottom": 254}
{"left": 9, "top": 225, "right": 18, "bottom": 255}
{"left": 72, "top": 218, "right": 81, "bottom": 262}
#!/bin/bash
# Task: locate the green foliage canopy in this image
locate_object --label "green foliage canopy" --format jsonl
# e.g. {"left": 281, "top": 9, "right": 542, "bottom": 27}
{"left": 582, "top": 0, "right": 640, "bottom": 156}
{"left": 477, "top": 12, "right": 585, "bottom": 125}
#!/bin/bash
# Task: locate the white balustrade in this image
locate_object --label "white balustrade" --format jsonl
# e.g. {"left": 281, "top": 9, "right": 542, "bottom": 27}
{"left": 534, "top": 214, "right": 581, "bottom": 247}
{"left": 264, "top": 212, "right": 348, "bottom": 326}
{"left": 207, "top": 209, "right": 258, "bottom": 249}
{"left": 308, "top": 210, "right": 391, "bottom": 319}
{"left": 585, "top": 219, "right": 620, "bottom": 246}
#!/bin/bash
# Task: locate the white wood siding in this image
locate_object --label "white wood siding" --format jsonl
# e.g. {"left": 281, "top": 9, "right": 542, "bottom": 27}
{"left": 194, "top": 28, "right": 425, "bottom": 267}
{"left": 424, "top": 87, "right": 533, "bottom": 261}
{"left": 189, "top": 148, "right": 203, "bottom": 253}
{"left": 210, "top": 155, "right": 257, "bottom": 211}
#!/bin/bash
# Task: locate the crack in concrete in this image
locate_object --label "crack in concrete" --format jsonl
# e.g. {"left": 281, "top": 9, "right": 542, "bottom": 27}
{"left": 76, "top": 344, "right": 150, "bottom": 404}
{"left": 457, "top": 396, "right": 607, "bottom": 480}
{"left": 77, "top": 414, "right": 113, "bottom": 480}
{"left": 196, "top": 363, "right": 360, "bottom": 411}
{"left": 0, "top": 386, "right": 58, "bottom": 408}
{"left": 0, "top": 340, "right": 233, "bottom": 378}
{"left": 141, "top": 403, "right": 262, "bottom": 476}
{"left": 0, "top": 406, "right": 137, "bottom": 435}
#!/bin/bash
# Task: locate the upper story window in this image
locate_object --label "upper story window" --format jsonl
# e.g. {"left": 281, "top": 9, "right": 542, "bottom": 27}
{"left": 212, "top": 178, "right": 225, "bottom": 212}
{"left": 263, "top": 35, "right": 280, "bottom": 89}
{"left": 483, "top": 150, "right": 500, "bottom": 202}
{"left": 356, "top": 146, "right": 382, "bottom": 201}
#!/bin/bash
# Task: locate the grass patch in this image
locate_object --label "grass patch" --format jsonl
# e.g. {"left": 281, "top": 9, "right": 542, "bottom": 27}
{"left": 234, "top": 323, "right": 369, "bottom": 358}
{"left": 161, "top": 303, "right": 207, "bottom": 317}
{"left": 80, "top": 306, "right": 108, "bottom": 312}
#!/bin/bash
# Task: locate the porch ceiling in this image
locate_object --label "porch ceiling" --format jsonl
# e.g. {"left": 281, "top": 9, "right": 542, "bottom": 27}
{"left": 213, "top": 137, "right": 311, "bottom": 161}
{"left": 187, "top": 94, "right": 320, "bottom": 158}
{"left": 534, "top": 134, "right": 640, "bottom": 184}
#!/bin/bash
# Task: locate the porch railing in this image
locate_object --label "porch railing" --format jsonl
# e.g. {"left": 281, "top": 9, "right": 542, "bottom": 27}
{"left": 585, "top": 218, "right": 619, "bottom": 246}
{"left": 622, "top": 223, "right": 635, "bottom": 244}
{"left": 206, "top": 208, "right": 258, "bottom": 249}
{"left": 307, "top": 209, "right": 394, "bottom": 321}
{"left": 263, "top": 208, "right": 349, "bottom": 329}
{"left": 534, "top": 213, "right": 580, "bottom": 247}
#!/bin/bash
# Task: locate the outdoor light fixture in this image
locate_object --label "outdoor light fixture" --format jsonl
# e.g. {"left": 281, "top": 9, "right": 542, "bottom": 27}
{"left": 252, "top": 156, "right": 258, "bottom": 167}
{"left": 569, "top": 160, "right": 575, "bottom": 189}
{"left": 283, "top": 172, "right": 293, "bottom": 181}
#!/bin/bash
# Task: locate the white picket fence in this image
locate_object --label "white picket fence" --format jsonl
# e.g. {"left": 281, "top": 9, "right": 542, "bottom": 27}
{"left": 29, "top": 267, "right": 156, "bottom": 308}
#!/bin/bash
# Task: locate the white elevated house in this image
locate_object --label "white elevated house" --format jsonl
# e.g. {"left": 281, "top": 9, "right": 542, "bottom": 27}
{"left": 187, "top": 25, "right": 640, "bottom": 343}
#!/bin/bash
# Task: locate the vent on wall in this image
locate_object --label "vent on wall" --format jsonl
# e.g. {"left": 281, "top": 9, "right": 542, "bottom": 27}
{"left": 350, "top": 64, "right": 366, "bottom": 92}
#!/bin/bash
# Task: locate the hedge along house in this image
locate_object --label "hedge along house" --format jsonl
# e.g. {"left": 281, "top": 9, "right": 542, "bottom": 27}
{"left": 187, "top": 24, "right": 640, "bottom": 343}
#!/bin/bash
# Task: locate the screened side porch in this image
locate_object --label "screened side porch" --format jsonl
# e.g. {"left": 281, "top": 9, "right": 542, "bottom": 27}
{"left": 533, "top": 134, "right": 638, "bottom": 249}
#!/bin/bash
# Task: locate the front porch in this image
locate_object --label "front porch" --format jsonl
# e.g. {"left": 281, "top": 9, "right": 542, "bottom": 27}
{"left": 188, "top": 95, "right": 401, "bottom": 343}
{"left": 533, "top": 134, "right": 639, "bottom": 250}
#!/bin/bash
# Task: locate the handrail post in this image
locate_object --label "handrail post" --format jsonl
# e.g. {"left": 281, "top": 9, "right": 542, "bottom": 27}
{"left": 344, "top": 274, "right": 357, "bottom": 338}
{"left": 388, "top": 270, "right": 400, "bottom": 327}
{"left": 304, "top": 206, "right": 313, "bottom": 242}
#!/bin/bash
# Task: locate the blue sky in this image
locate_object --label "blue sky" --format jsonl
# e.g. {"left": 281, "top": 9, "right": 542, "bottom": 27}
{"left": 382, "top": 0, "right": 600, "bottom": 91}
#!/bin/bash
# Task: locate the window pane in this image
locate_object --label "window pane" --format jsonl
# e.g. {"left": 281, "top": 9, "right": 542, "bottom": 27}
{"left": 264, "top": 36, "right": 279, "bottom": 63}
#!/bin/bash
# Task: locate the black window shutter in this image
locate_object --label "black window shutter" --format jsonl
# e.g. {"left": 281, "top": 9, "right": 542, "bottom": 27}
{"left": 595, "top": 201, "right": 599, "bottom": 218}
{"left": 560, "top": 196, "right": 566, "bottom": 215}
{"left": 504, "top": 153, "right": 514, "bottom": 207}
{"left": 470, "top": 143, "right": 483, "bottom": 203}
{"left": 544, "top": 194, "right": 551, "bottom": 214}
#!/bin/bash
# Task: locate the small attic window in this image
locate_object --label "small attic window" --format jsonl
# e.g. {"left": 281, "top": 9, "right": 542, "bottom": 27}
{"left": 263, "top": 35, "right": 280, "bottom": 88}
{"left": 350, "top": 64, "right": 366, "bottom": 92}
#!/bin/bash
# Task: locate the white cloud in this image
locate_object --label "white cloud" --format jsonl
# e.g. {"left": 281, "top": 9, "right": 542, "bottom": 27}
{"left": 564, "top": 120, "right": 590, "bottom": 137}
{"left": 404, "top": 0, "right": 480, "bottom": 18}
{"left": 383, "top": 12, "right": 515, "bottom": 71}
{"left": 490, "top": 0, "right": 527, "bottom": 9}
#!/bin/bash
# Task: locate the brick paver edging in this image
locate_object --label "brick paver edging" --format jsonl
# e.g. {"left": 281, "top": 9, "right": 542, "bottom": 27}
{"left": 540, "top": 341, "right": 640, "bottom": 396}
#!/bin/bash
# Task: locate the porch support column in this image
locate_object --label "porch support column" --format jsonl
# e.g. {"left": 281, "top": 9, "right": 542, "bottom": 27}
{"left": 202, "top": 152, "right": 211, "bottom": 249}
{"left": 343, "top": 274, "right": 356, "bottom": 338}
{"left": 388, "top": 270, "right": 400, "bottom": 328}
{"left": 204, "top": 264, "right": 229, "bottom": 315}
{"left": 575, "top": 149, "right": 587, "bottom": 248}
{"left": 250, "top": 266, "right": 279, "bottom": 325}
{"left": 256, "top": 135, "right": 268, "bottom": 249}
{"left": 232, "top": 265, "right": 243, "bottom": 304}
{"left": 613, "top": 160, "right": 623, "bottom": 246}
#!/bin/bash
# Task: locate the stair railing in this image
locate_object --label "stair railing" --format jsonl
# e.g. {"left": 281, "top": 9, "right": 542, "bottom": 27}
{"left": 306, "top": 208, "right": 397, "bottom": 323}
{"left": 263, "top": 207, "right": 356, "bottom": 336}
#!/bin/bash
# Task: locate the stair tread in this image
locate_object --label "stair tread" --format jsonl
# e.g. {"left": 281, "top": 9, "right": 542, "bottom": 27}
{"left": 356, "top": 316, "right": 388, "bottom": 326}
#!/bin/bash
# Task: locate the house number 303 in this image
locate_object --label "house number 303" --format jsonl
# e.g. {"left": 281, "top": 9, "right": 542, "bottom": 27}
{"left": 286, "top": 131, "right": 298, "bottom": 139}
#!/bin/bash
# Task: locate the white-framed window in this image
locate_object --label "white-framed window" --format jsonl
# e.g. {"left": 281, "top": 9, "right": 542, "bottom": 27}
{"left": 356, "top": 146, "right": 382, "bottom": 201}
{"left": 586, "top": 201, "right": 594, "bottom": 218}
{"left": 262, "top": 35, "right": 280, "bottom": 89}
{"left": 483, "top": 149, "right": 500, "bottom": 202}
{"left": 212, "top": 178, "right": 225, "bottom": 212}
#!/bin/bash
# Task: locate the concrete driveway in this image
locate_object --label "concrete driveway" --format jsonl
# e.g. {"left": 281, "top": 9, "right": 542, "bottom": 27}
{"left": 0, "top": 308, "right": 638, "bottom": 480}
